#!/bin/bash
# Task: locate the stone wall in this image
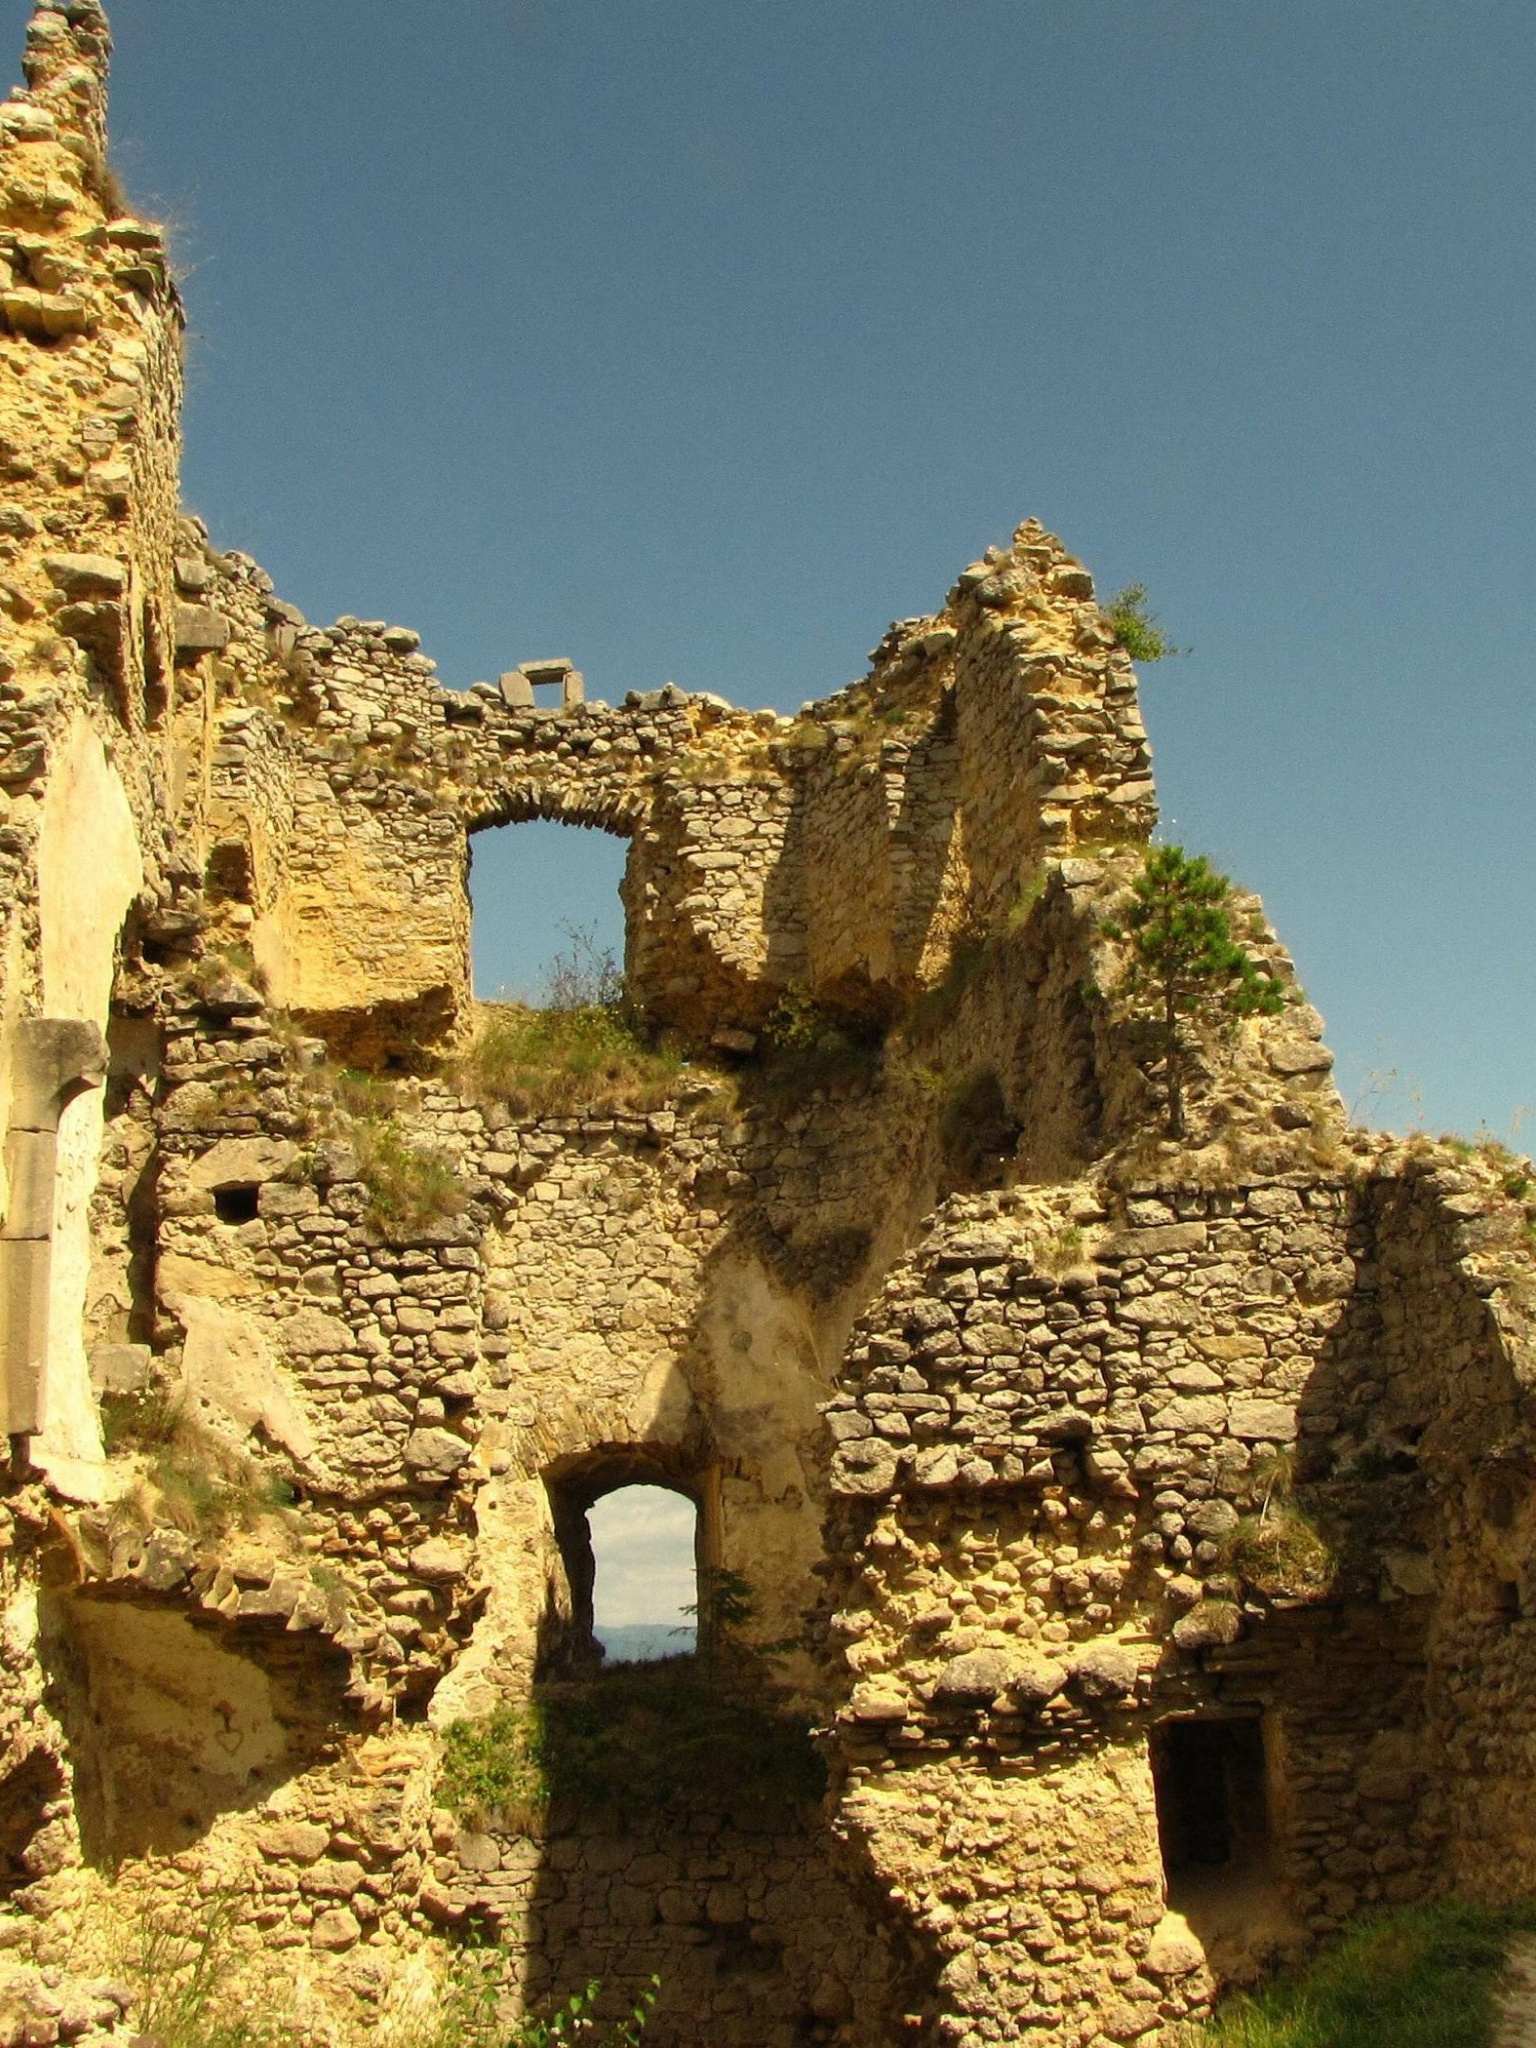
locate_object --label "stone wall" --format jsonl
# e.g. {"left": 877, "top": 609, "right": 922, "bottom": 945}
{"left": 0, "top": 5, "right": 1535, "bottom": 2046}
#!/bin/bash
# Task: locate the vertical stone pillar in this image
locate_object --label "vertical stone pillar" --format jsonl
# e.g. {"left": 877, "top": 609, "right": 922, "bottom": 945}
{"left": 0, "top": 1020, "right": 107, "bottom": 1440}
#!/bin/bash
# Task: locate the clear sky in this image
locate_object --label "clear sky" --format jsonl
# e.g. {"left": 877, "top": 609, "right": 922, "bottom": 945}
{"left": 70, "top": 0, "right": 1536, "bottom": 1139}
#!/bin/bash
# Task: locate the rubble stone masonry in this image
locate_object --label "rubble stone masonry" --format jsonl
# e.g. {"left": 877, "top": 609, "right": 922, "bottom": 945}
{"left": 0, "top": 6, "right": 1532, "bottom": 2045}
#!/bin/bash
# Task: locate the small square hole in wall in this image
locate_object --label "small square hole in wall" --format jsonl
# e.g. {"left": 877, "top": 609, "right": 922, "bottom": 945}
{"left": 213, "top": 1185, "right": 260, "bottom": 1226}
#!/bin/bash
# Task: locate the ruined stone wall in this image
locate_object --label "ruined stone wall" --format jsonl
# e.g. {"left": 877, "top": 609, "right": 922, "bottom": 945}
{"left": 1, "top": 7, "right": 1536, "bottom": 2046}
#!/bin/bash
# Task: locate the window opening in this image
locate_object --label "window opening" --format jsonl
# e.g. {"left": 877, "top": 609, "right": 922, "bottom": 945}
{"left": 588, "top": 1484, "right": 698, "bottom": 1664}
{"left": 213, "top": 1186, "right": 260, "bottom": 1226}
{"left": 468, "top": 817, "right": 628, "bottom": 1003}
{"left": 499, "top": 658, "right": 585, "bottom": 709}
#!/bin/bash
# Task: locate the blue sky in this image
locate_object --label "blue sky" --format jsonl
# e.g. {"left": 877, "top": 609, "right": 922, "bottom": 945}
{"left": 74, "top": 0, "right": 1536, "bottom": 1138}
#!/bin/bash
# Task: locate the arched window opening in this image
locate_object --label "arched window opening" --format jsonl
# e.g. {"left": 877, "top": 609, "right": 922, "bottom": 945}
{"left": 468, "top": 818, "right": 629, "bottom": 1003}
{"left": 589, "top": 1485, "right": 698, "bottom": 1664}
{"left": 544, "top": 1450, "right": 715, "bottom": 1674}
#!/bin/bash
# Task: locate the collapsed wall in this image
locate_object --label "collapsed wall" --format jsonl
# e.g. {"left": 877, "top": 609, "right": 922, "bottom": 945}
{"left": 0, "top": 6, "right": 1534, "bottom": 2046}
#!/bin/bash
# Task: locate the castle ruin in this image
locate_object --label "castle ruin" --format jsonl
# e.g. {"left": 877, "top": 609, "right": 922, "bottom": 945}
{"left": 0, "top": 6, "right": 1533, "bottom": 2044}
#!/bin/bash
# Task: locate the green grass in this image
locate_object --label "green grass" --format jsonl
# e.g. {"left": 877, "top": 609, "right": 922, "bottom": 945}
{"left": 455, "top": 1002, "right": 687, "bottom": 1116}
{"left": 124, "top": 1889, "right": 301, "bottom": 2048}
{"left": 441, "top": 1659, "right": 824, "bottom": 1831}
{"left": 1195, "top": 1901, "right": 1536, "bottom": 2048}
{"left": 104, "top": 1393, "right": 297, "bottom": 1542}
{"left": 353, "top": 1117, "right": 468, "bottom": 1236}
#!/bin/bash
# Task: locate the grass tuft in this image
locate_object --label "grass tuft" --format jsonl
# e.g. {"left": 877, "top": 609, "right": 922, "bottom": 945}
{"left": 353, "top": 1117, "right": 467, "bottom": 1236}
{"left": 456, "top": 1002, "right": 686, "bottom": 1118}
{"left": 1193, "top": 1899, "right": 1536, "bottom": 2048}
{"left": 105, "top": 1392, "right": 296, "bottom": 1541}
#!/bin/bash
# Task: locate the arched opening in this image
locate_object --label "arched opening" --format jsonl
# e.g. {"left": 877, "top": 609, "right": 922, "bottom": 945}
{"left": 543, "top": 1449, "right": 717, "bottom": 1673}
{"left": 468, "top": 816, "right": 629, "bottom": 1003}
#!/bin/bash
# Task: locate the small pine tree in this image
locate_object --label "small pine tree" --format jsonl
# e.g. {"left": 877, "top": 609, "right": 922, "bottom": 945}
{"left": 1104, "top": 846, "right": 1285, "bottom": 1138}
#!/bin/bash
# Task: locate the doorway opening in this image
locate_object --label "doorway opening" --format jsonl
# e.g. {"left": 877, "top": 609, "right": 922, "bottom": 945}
{"left": 1152, "top": 1715, "right": 1270, "bottom": 1878}
{"left": 1151, "top": 1713, "right": 1298, "bottom": 1975}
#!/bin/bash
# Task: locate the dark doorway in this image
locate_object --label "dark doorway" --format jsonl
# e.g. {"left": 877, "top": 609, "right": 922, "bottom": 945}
{"left": 1152, "top": 1716, "right": 1270, "bottom": 1877}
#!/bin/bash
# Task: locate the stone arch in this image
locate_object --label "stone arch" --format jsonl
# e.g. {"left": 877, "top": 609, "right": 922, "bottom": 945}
{"left": 466, "top": 790, "right": 649, "bottom": 1013}
{"left": 540, "top": 1444, "right": 722, "bottom": 1673}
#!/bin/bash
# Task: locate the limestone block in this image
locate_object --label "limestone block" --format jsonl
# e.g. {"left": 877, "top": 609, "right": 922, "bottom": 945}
{"left": 175, "top": 604, "right": 233, "bottom": 654}
{"left": 846, "top": 1683, "right": 909, "bottom": 1723}
{"left": 0, "top": 1238, "right": 48, "bottom": 1433}
{"left": 932, "top": 1649, "right": 1019, "bottom": 1705}
{"left": 88, "top": 1342, "right": 150, "bottom": 1394}
{"left": 41, "top": 554, "right": 124, "bottom": 599}
{"left": 257, "top": 1821, "right": 331, "bottom": 1865}
{"left": 1068, "top": 1642, "right": 1138, "bottom": 1701}
{"left": 0, "top": 1131, "right": 55, "bottom": 1238}
{"left": 409, "top": 1538, "right": 470, "bottom": 1583}
{"left": 1170, "top": 1602, "right": 1242, "bottom": 1652}
{"left": 1227, "top": 1397, "right": 1296, "bottom": 1441}
{"left": 1006, "top": 1655, "right": 1066, "bottom": 1709}
{"left": 5, "top": 1018, "right": 107, "bottom": 1129}
{"left": 279, "top": 1308, "right": 354, "bottom": 1357}
{"left": 1105, "top": 1222, "right": 1207, "bottom": 1258}
{"left": 404, "top": 1427, "right": 469, "bottom": 1479}
{"left": 310, "top": 1907, "right": 361, "bottom": 1951}
{"left": 178, "top": 1297, "right": 317, "bottom": 1460}
{"left": 1143, "top": 1921, "right": 1206, "bottom": 1979}
{"left": 1266, "top": 1038, "right": 1334, "bottom": 1076}
{"left": 187, "top": 1137, "right": 298, "bottom": 1192}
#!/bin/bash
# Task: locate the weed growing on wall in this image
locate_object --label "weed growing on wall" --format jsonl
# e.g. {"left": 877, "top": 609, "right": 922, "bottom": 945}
{"left": 123, "top": 1887, "right": 300, "bottom": 2047}
{"left": 396, "top": 1953, "right": 656, "bottom": 2048}
{"left": 352, "top": 1117, "right": 467, "bottom": 1237}
{"left": 460, "top": 1003, "right": 683, "bottom": 1117}
{"left": 754, "top": 989, "right": 882, "bottom": 1095}
{"left": 459, "top": 929, "right": 693, "bottom": 1115}
{"left": 103, "top": 1393, "right": 295, "bottom": 1543}
{"left": 1105, "top": 583, "right": 1187, "bottom": 663}
{"left": 1104, "top": 846, "right": 1286, "bottom": 1138}
{"left": 1190, "top": 1898, "right": 1536, "bottom": 2048}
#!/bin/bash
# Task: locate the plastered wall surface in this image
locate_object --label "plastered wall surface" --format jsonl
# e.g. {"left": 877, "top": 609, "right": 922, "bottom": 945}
{"left": 0, "top": 7, "right": 1534, "bottom": 2047}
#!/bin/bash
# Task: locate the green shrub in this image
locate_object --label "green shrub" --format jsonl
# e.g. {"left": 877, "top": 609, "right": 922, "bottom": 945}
{"left": 1103, "top": 845, "right": 1286, "bottom": 1137}
{"left": 441, "top": 1704, "right": 550, "bottom": 1834}
{"left": 458, "top": 1002, "right": 684, "bottom": 1117}
{"left": 1106, "top": 581, "right": 1187, "bottom": 663}
{"left": 1193, "top": 1899, "right": 1536, "bottom": 2048}
{"left": 753, "top": 989, "right": 881, "bottom": 1096}
{"left": 1227, "top": 1505, "right": 1336, "bottom": 1601}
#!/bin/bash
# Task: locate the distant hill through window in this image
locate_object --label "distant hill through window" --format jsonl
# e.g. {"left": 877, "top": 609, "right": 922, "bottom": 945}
{"left": 588, "top": 1484, "right": 697, "bottom": 1664}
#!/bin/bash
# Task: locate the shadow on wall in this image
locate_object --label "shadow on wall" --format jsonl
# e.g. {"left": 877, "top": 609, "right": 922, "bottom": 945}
{"left": 39, "top": 1588, "right": 354, "bottom": 1865}
{"left": 0, "top": 1750, "right": 68, "bottom": 1898}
